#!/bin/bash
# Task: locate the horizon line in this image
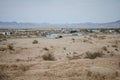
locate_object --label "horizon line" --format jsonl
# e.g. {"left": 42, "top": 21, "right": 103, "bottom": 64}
{"left": 0, "top": 19, "right": 120, "bottom": 24}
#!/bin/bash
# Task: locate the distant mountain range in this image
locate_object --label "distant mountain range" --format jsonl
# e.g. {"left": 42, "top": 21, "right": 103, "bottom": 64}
{"left": 0, "top": 20, "right": 120, "bottom": 29}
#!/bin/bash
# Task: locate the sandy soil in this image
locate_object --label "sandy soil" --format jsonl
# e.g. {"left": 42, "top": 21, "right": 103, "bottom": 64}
{"left": 0, "top": 33, "right": 120, "bottom": 80}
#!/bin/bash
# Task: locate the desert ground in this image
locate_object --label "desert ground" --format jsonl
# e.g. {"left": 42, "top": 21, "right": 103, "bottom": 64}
{"left": 0, "top": 33, "right": 120, "bottom": 80}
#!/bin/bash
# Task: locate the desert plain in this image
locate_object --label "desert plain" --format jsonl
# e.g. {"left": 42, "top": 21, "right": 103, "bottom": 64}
{"left": 0, "top": 33, "right": 120, "bottom": 80}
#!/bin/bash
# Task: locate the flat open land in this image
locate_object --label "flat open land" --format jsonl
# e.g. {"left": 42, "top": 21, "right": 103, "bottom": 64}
{"left": 0, "top": 33, "right": 120, "bottom": 80}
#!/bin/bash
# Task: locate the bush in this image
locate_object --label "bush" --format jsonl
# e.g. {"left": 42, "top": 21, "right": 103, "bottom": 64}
{"left": 102, "top": 46, "right": 107, "bottom": 51}
{"left": 72, "top": 38, "right": 75, "bottom": 42}
{"left": 63, "top": 47, "right": 66, "bottom": 50}
{"left": 32, "top": 40, "right": 38, "bottom": 44}
{"left": 112, "top": 45, "right": 118, "bottom": 48}
{"left": 0, "top": 72, "right": 11, "bottom": 80}
{"left": 8, "top": 44, "right": 14, "bottom": 50}
{"left": 19, "top": 65, "right": 30, "bottom": 72}
{"left": 0, "top": 47, "right": 7, "bottom": 51}
{"left": 42, "top": 53, "right": 55, "bottom": 61}
{"left": 85, "top": 51, "right": 104, "bottom": 59}
{"left": 43, "top": 47, "right": 49, "bottom": 51}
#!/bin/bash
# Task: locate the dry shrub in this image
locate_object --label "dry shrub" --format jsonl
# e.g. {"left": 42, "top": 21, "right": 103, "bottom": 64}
{"left": 0, "top": 72, "right": 11, "bottom": 80}
{"left": 43, "top": 47, "right": 49, "bottom": 51}
{"left": 0, "top": 65, "right": 12, "bottom": 80}
{"left": 115, "top": 48, "right": 118, "bottom": 51}
{"left": 83, "top": 39, "right": 88, "bottom": 42}
{"left": 0, "top": 64, "right": 30, "bottom": 80}
{"left": 98, "top": 36, "right": 106, "bottom": 39}
{"left": 32, "top": 40, "right": 38, "bottom": 44}
{"left": 67, "top": 55, "right": 81, "bottom": 60}
{"left": 16, "top": 59, "right": 22, "bottom": 62}
{"left": 91, "top": 34, "right": 98, "bottom": 38}
{"left": 0, "top": 64, "right": 30, "bottom": 72}
{"left": 72, "top": 38, "right": 75, "bottom": 42}
{"left": 0, "top": 47, "right": 7, "bottom": 51}
{"left": 85, "top": 51, "right": 104, "bottom": 59}
{"left": 11, "top": 64, "right": 30, "bottom": 72}
{"left": 72, "top": 38, "right": 75, "bottom": 40}
{"left": 114, "top": 40, "right": 120, "bottom": 44}
{"left": 19, "top": 64, "right": 30, "bottom": 72}
{"left": 102, "top": 46, "right": 107, "bottom": 51}
{"left": 107, "top": 51, "right": 110, "bottom": 53}
{"left": 67, "top": 52, "right": 81, "bottom": 60}
{"left": 42, "top": 52, "right": 55, "bottom": 61}
{"left": 8, "top": 44, "right": 14, "bottom": 50}
{"left": 0, "top": 65, "right": 9, "bottom": 72}
{"left": 110, "top": 53, "right": 114, "bottom": 56}
{"left": 86, "top": 67, "right": 119, "bottom": 80}
{"left": 63, "top": 47, "right": 66, "bottom": 50}
{"left": 112, "top": 45, "right": 118, "bottom": 48}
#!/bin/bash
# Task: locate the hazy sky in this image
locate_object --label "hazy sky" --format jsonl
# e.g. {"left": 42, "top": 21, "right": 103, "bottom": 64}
{"left": 0, "top": 0, "right": 120, "bottom": 23}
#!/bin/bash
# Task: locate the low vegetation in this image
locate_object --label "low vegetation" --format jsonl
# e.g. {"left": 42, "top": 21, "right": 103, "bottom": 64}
{"left": 8, "top": 44, "right": 14, "bottom": 50}
{"left": 0, "top": 34, "right": 6, "bottom": 39}
{"left": 63, "top": 47, "right": 66, "bottom": 50}
{"left": 0, "top": 72, "right": 11, "bottom": 80}
{"left": 19, "top": 64, "right": 30, "bottom": 72}
{"left": 85, "top": 51, "right": 104, "bottom": 59}
{"left": 112, "top": 44, "right": 118, "bottom": 48}
{"left": 43, "top": 47, "right": 49, "bottom": 51}
{"left": 72, "top": 38, "right": 75, "bottom": 42}
{"left": 42, "top": 52, "right": 55, "bottom": 61}
{"left": 102, "top": 46, "right": 107, "bottom": 51}
{"left": 32, "top": 40, "right": 38, "bottom": 44}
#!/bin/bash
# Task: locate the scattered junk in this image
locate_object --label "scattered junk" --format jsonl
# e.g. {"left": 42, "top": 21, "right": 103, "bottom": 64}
{"left": 109, "top": 30, "right": 114, "bottom": 33}
{"left": 92, "top": 29, "right": 100, "bottom": 33}
{"left": 41, "top": 32, "right": 48, "bottom": 37}
{"left": 0, "top": 31, "right": 12, "bottom": 35}
{"left": 46, "top": 34, "right": 63, "bottom": 39}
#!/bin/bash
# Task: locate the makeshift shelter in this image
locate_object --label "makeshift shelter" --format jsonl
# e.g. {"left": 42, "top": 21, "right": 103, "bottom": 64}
{"left": 46, "top": 34, "right": 59, "bottom": 39}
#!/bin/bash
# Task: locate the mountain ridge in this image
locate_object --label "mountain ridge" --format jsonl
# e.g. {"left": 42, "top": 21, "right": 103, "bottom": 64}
{"left": 0, "top": 20, "right": 120, "bottom": 28}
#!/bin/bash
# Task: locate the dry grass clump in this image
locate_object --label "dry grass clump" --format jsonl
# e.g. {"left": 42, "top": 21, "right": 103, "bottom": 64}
{"left": 112, "top": 44, "right": 118, "bottom": 48}
{"left": 102, "top": 46, "right": 107, "bottom": 51}
{"left": 43, "top": 47, "right": 49, "bottom": 51}
{"left": 90, "top": 34, "right": 98, "bottom": 38}
{"left": 114, "top": 40, "right": 120, "bottom": 44}
{"left": 98, "top": 36, "right": 106, "bottom": 39}
{"left": 0, "top": 47, "right": 7, "bottom": 51}
{"left": 83, "top": 39, "right": 89, "bottom": 42}
{"left": 8, "top": 44, "right": 14, "bottom": 50}
{"left": 42, "top": 52, "right": 55, "bottom": 61}
{"left": 66, "top": 52, "right": 81, "bottom": 60}
{"left": 63, "top": 47, "right": 66, "bottom": 50}
{"left": 0, "top": 64, "right": 9, "bottom": 72}
{"left": 42, "top": 47, "right": 55, "bottom": 61}
{"left": 115, "top": 48, "right": 119, "bottom": 51}
{"left": 0, "top": 64, "right": 31, "bottom": 80}
{"left": 0, "top": 64, "right": 30, "bottom": 72}
{"left": 0, "top": 72, "right": 11, "bottom": 80}
{"left": 71, "top": 38, "right": 75, "bottom": 42}
{"left": 19, "top": 64, "right": 30, "bottom": 72}
{"left": 85, "top": 51, "right": 104, "bottom": 59}
{"left": 16, "top": 59, "right": 22, "bottom": 62}
{"left": 11, "top": 64, "right": 31, "bottom": 72}
{"left": 86, "top": 66, "right": 119, "bottom": 80}
{"left": 32, "top": 40, "right": 38, "bottom": 44}
{"left": 0, "top": 34, "right": 6, "bottom": 39}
